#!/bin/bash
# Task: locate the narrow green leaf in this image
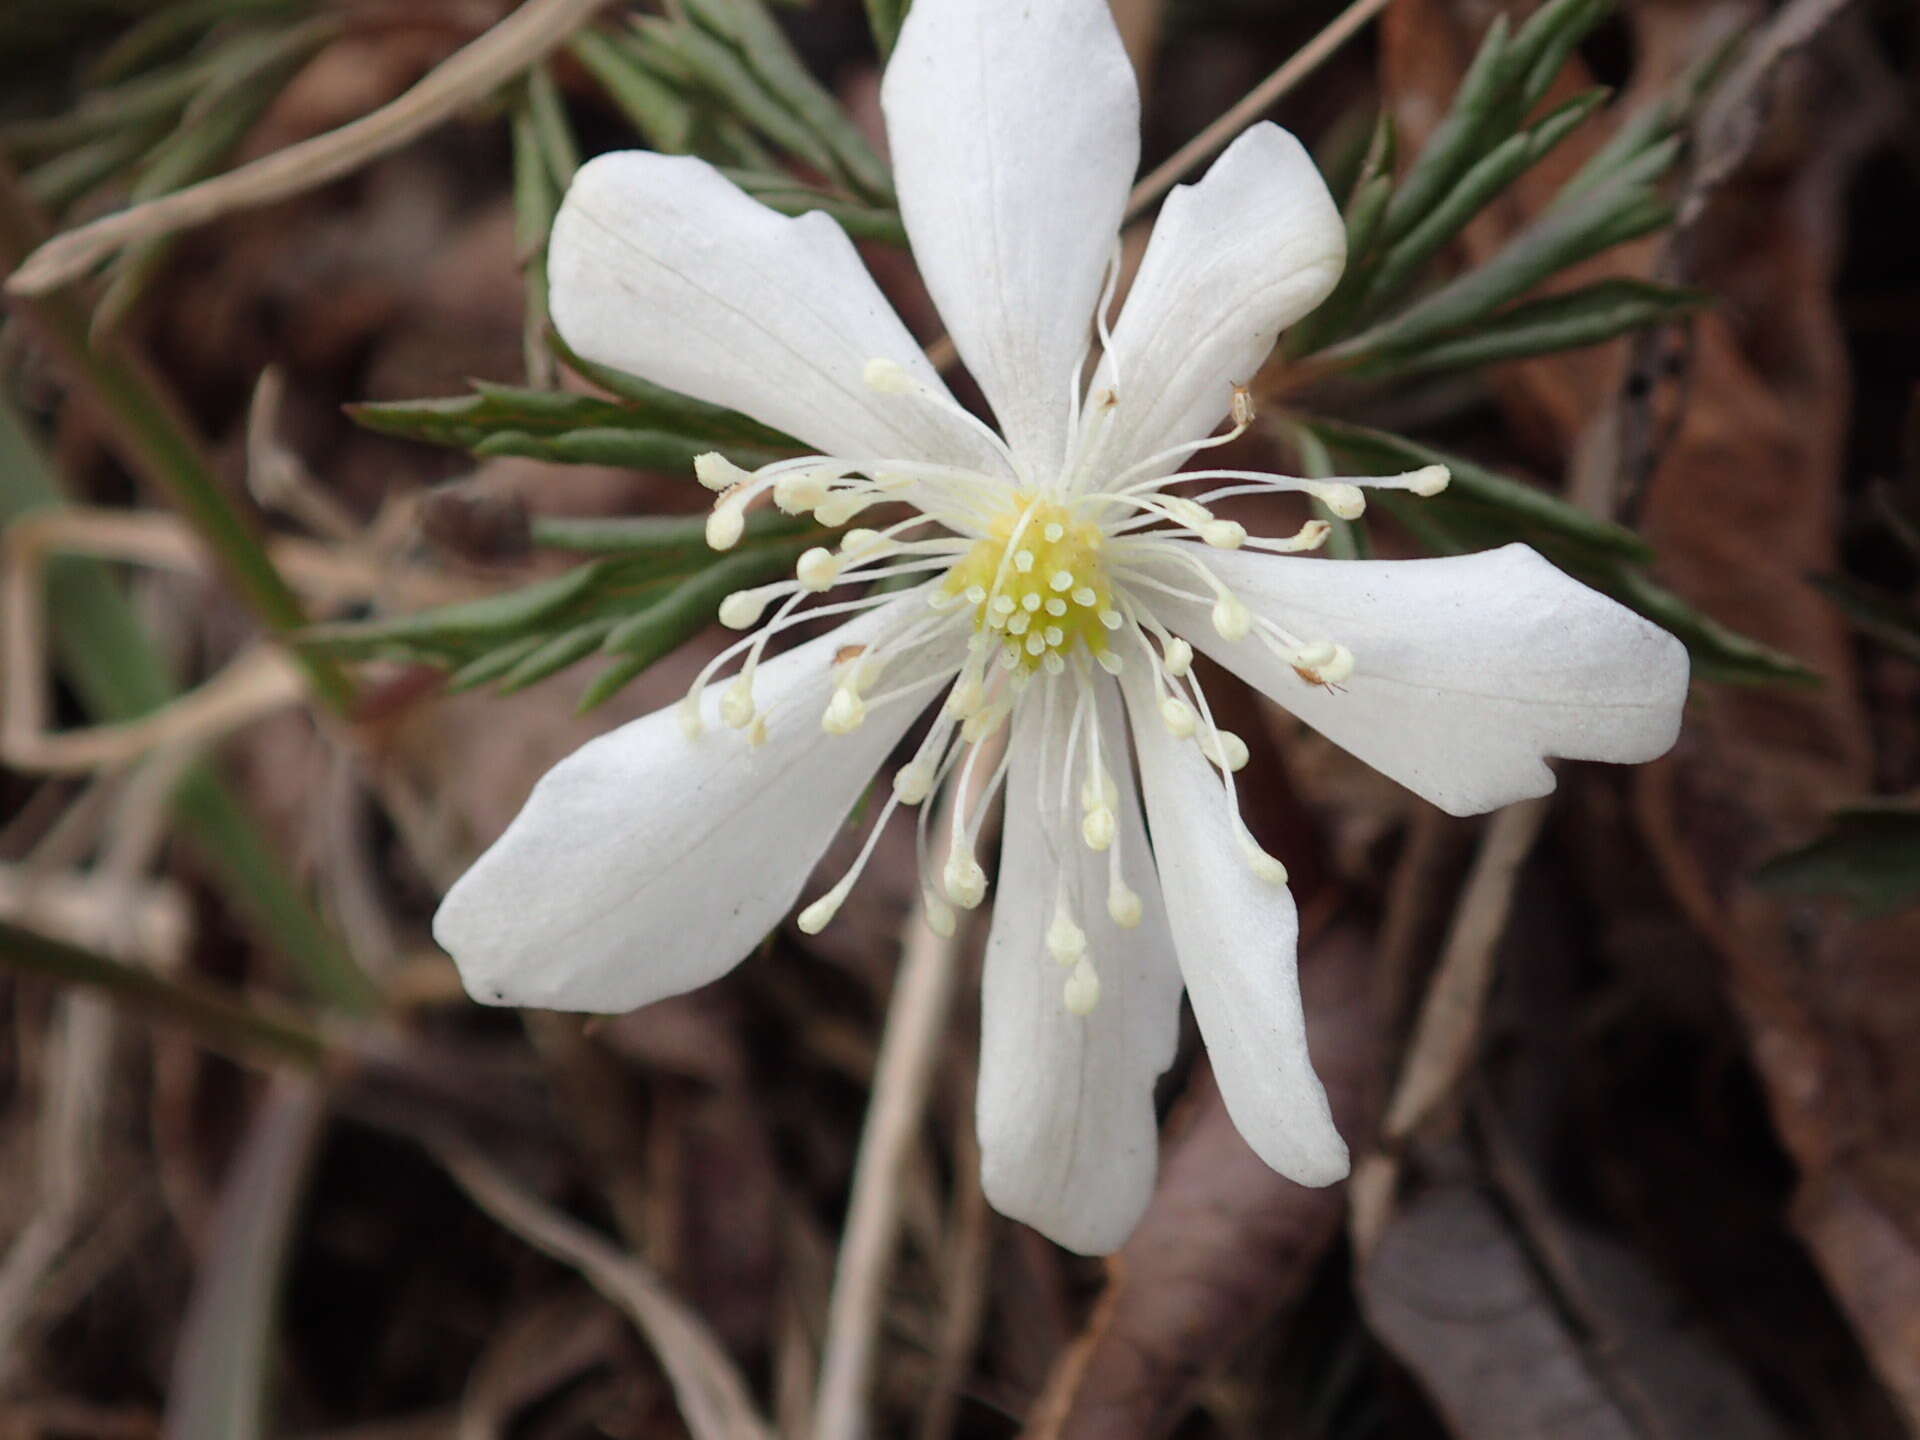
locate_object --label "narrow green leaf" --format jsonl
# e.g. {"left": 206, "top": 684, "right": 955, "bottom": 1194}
{"left": 570, "top": 28, "right": 698, "bottom": 153}
{"left": 446, "top": 633, "right": 550, "bottom": 691}
{"left": 680, "top": 0, "right": 894, "bottom": 202}
{"left": 1810, "top": 574, "right": 1920, "bottom": 664}
{"left": 1360, "top": 89, "right": 1609, "bottom": 321}
{"left": 498, "top": 619, "right": 619, "bottom": 692}
{"left": 350, "top": 379, "right": 795, "bottom": 457}
{"left": 724, "top": 170, "right": 907, "bottom": 244}
{"left": 1600, "top": 564, "right": 1818, "bottom": 686}
{"left": 94, "top": 21, "right": 335, "bottom": 336}
{"left": 525, "top": 63, "right": 580, "bottom": 185}
{"left": 863, "top": 0, "right": 910, "bottom": 57}
{"left": 1304, "top": 417, "right": 1655, "bottom": 560}
{"left": 1755, "top": 807, "right": 1920, "bottom": 917}
{"left": 301, "top": 562, "right": 605, "bottom": 654}
{"left": 22, "top": 124, "right": 162, "bottom": 214}
{"left": 659, "top": 22, "right": 848, "bottom": 186}
{"left": 1344, "top": 278, "right": 1706, "bottom": 379}
{"left": 1325, "top": 175, "right": 1673, "bottom": 364}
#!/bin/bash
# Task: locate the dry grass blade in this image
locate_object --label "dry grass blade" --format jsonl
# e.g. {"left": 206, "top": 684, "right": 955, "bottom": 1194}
{"left": 426, "top": 1131, "right": 775, "bottom": 1440}
{"left": 6, "top": 0, "right": 619, "bottom": 297}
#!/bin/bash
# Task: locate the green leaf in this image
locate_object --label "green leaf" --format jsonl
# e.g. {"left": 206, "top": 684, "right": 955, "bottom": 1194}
{"left": 1323, "top": 165, "right": 1674, "bottom": 365}
{"left": 570, "top": 28, "right": 698, "bottom": 153}
{"left": 92, "top": 19, "right": 339, "bottom": 336}
{"left": 723, "top": 170, "right": 908, "bottom": 244}
{"left": 497, "top": 619, "right": 620, "bottom": 693}
{"left": 1357, "top": 457, "right": 1818, "bottom": 689}
{"left": 678, "top": 0, "right": 894, "bottom": 203}
{"left": 22, "top": 123, "right": 163, "bottom": 214}
{"left": 1755, "top": 806, "right": 1920, "bottom": 917}
{"left": 1302, "top": 416, "right": 1655, "bottom": 561}
{"left": 1809, "top": 574, "right": 1920, "bottom": 664}
{"left": 1359, "top": 89, "right": 1610, "bottom": 323}
{"left": 302, "top": 563, "right": 606, "bottom": 655}
{"left": 583, "top": 544, "right": 807, "bottom": 709}
{"left": 348, "top": 378, "right": 797, "bottom": 464}
{"left": 525, "top": 62, "right": 580, "bottom": 185}
{"left": 864, "top": 0, "right": 910, "bottom": 56}
{"left": 1598, "top": 564, "right": 1818, "bottom": 687}
{"left": 1342, "top": 278, "right": 1707, "bottom": 379}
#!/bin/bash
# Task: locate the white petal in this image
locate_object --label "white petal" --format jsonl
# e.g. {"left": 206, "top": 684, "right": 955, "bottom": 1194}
{"left": 434, "top": 598, "right": 964, "bottom": 1012}
{"left": 1082, "top": 124, "right": 1344, "bottom": 480}
{"left": 1158, "top": 543, "right": 1690, "bottom": 816}
{"left": 882, "top": 0, "right": 1138, "bottom": 480}
{"left": 1118, "top": 664, "right": 1348, "bottom": 1185}
{"left": 978, "top": 678, "right": 1183, "bottom": 1255}
{"left": 549, "top": 151, "right": 1000, "bottom": 470}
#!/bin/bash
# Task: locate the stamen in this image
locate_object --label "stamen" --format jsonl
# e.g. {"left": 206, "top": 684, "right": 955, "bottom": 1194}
{"left": 1063, "top": 958, "right": 1101, "bottom": 1015}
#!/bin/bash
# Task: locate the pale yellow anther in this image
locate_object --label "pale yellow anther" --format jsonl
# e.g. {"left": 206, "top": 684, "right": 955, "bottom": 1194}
{"left": 706, "top": 503, "right": 746, "bottom": 551}
{"left": 1049, "top": 570, "right": 1075, "bottom": 592}
{"left": 694, "top": 452, "right": 749, "bottom": 493}
{"left": 1007, "top": 612, "right": 1031, "bottom": 636}
{"left": 1063, "top": 959, "right": 1101, "bottom": 1015}
{"left": 1046, "top": 597, "right": 1068, "bottom": 616}
{"left": 1241, "top": 836, "right": 1289, "bottom": 886}
{"left": 797, "top": 886, "right": 848, "bottom": 934}
{"left": 1410, "top": 464, "right": 1451, "bottom": 496}
{"left": 1081, "top": 806, "right": 1116, "bottom": 851}
{"left": 1014, "top": 549, "right": 1036, "bottom": 572}
{"left": 1163, "top": 636, "right": 1194, "bottom": 677}
{"left": 773, "top": 471, "right": 830, "bottom": 514}
{"left": 1211, "top": 594, "right": 1251, "bottom": 642}
{"left": 1230, "top": 384, "right": 1256, "bottom": 428}
{"left": 1310, "top": 482, "right": 1367, "bottom": 520}
{"left": 1160, "top": 696, "right": 1197, "bottom": 738}
{"left": 1205, "top": 729, "right": 1251, "bottom": 772}
{"left": 718, "top": 587, "right": 775, "bottom": 630}
{"left": 822, "top": 687, "right": 866, "bottom": 734}
{"left": 1047, "top": 912, "right": 1087, "bottom": 964}
{"left": 1107, "top": 884, "right": 1143, "bottom": 929}
{"left": 721, "top": 677, "right": 756, "bottom": 730}
{"left": 863, "top": 356, "right": 914, "bottom": 394}
{"left": 1023, "top": 593, "right": 1043, "bottom": 612}
{"left": 944, "top": 855, "right": 988, "bottom": 909}
{"left": 1201, "top": 520, "right": 1246, "bottom": 549}
{"left": 893, "top": 763, "right": 934, "bottom": 805}
{"left": 797, "top": 547, "right": 841, "bottom": 592}
{"left": 1096, "top": 649, "right": 1125, "bottom": 675}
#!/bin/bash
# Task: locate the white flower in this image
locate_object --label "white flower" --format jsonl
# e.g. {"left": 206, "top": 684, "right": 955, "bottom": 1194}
{"left": 434, "top": 0, "right": 1689, "bottom": 1254}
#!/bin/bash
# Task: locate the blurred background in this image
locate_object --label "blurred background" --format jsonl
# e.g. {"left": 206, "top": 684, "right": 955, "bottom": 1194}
{"left": 1, "top": 0, "right": 1918, "bottom": 1436}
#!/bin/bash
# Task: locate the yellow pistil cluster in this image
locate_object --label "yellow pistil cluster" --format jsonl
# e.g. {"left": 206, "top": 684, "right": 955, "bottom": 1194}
{"left": 943, "top": 497, "right": 1120, "bottom": 672}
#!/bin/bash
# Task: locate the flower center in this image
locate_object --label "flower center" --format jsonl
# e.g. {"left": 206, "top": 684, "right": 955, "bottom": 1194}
{"left": 941, "top": 496, "right": 1120, "bottom": 675}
